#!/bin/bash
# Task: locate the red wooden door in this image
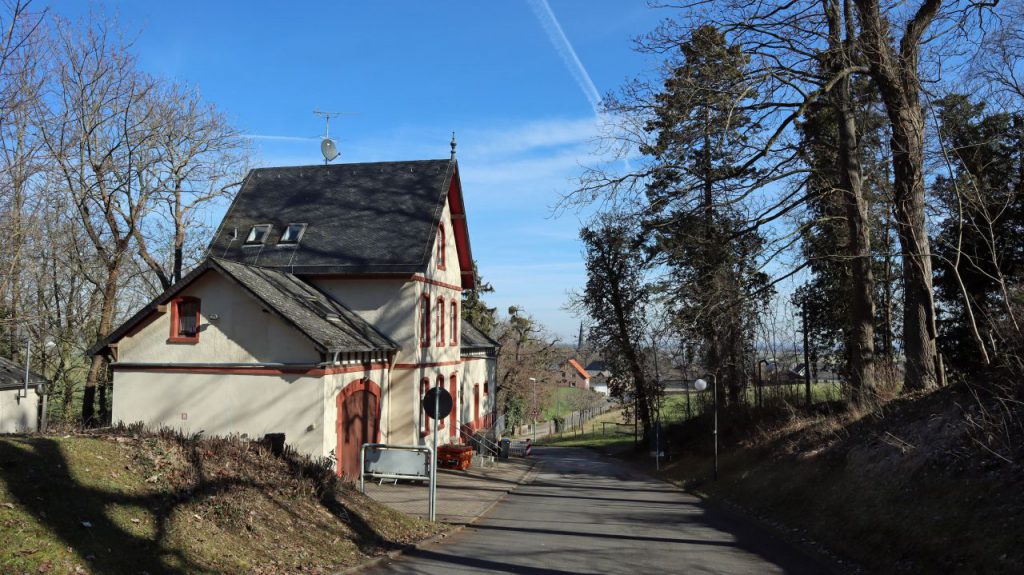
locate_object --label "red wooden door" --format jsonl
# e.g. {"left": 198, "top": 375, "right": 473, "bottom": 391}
{"left": 337, "top": 383, "right": 380, "bottom": 479}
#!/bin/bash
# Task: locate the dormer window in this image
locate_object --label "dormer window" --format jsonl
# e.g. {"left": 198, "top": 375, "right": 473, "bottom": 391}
{"left": 245, "top": 224, "right": 272, "bottom": 245}
{"left": 280, "top": 223, "right": 307, "bottom": 244}
{"left": 437, "top": 223, "right": 446, "bottom": 269}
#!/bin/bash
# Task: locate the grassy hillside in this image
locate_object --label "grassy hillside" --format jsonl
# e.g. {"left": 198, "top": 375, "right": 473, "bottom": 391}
{"left": 0, "top": 429, "right": 444, "bottom": 574}
{"left": 651, "top": 386, "right": 1024, "bottom": 573}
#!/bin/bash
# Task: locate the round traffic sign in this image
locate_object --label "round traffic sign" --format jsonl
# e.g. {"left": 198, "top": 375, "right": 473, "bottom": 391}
{"left": 422, "top": 387, "right": 453, "bottom": 420}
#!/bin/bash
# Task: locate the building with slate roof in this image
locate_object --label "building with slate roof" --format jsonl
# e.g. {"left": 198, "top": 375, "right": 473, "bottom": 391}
{"left": 0, "top": 356, "right": 49, "bottom": 433}
{"left": 90, "top": 152, "right": 498, "bottom": 479}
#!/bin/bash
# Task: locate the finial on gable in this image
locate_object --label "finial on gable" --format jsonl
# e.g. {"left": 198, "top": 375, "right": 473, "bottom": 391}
{"left": 450, "top": 132, "right": 457, "bottom": 160}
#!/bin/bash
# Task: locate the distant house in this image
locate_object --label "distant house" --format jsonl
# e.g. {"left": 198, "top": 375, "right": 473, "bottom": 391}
{"left": 0, "top": 356, "right": 48, "bottom": 433}
{"left": 558, "top": 359, "right": 591, "bottom": 389}
{"left": 89, "top": 153, "right": 499, "bottom": 479}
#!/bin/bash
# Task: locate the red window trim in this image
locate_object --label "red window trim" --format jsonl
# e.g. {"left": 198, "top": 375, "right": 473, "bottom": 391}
{"left": 167, "top": 297, "right": 200, "bottom": 344}
{"left": 436, "top": 297, "right": 445, "bottom": 347}
{"left": 437, "top": 223, "right": 446, "bottom": 270}
{"left": 450, "top": 301, "right": 458, "bottom": 346}
{"left": 421, "top": 376, "right": 446, "bottom": 437}
{"left": 448, "top": 373, "right": 458, "bottom": 438}
{"left": 419, "top": 294, "right": 430, "bottom": 348}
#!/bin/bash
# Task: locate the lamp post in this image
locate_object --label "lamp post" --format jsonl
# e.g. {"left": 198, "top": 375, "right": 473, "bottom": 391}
{"left": 20, "top": 331, "right": 55, "bottom": 401}
{"left": 694, "top": 374, "right": 718, "bottom": 481}
{"left": 528, "top": 377, "right": 537, "bottom": 443}
{"left": 757, "top": 359, "right": 770, "bottom": 409}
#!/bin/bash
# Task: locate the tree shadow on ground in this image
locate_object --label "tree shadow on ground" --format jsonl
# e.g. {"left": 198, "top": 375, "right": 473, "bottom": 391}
{"left": 0, "top": 436, "right": 213, "bottom": 573}
{"left": 0, "top": 434, "right": 409, "bottom": 573}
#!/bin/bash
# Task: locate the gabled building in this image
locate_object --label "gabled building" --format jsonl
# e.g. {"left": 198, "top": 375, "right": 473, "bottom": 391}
{"left": 89, "top": 154, "right": 498, "bottom": 478}
{"left": 0, "top": 356, "right": 48, "bottom": 433}
{"left": 558, "top": 358, "right": 591, "bottom": 390}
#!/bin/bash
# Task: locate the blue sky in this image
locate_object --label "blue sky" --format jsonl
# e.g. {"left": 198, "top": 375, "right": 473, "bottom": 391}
{"left": 50, "top": 0, "right": 668, "bottom": 340}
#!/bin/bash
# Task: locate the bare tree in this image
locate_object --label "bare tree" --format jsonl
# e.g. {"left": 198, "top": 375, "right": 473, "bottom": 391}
{"left": 40, "top": 14, "right": 162, "bottom": 423}
{"left": 132, "top": 82, "right": 249, "bottom": 290}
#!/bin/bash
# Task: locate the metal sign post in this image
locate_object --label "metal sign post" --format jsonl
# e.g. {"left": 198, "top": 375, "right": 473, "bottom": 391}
{"left": 429, "top": 384, "right": 440, "bottom": 522}
{"left": 421, "top": 385, "right": 452, "bottom": 523}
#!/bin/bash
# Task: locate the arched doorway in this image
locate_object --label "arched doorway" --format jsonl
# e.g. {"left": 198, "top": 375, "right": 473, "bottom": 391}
{"left": 336, "top": 379, "right": 381, "bottom": 479}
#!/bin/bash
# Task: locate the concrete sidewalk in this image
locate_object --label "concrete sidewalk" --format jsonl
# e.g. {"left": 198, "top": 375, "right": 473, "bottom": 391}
{"left": 362, "top": 457, "right": 536, "bottom": 525}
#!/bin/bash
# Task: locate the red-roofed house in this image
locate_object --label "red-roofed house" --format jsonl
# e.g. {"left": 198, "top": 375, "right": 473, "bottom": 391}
{"left": 558, "top": 359, "right": 591, "bottom": 390}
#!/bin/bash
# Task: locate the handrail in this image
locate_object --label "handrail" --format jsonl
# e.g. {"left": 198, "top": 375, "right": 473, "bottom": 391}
{"left": 460, "top": 423, "right": 501, "bottom": 456}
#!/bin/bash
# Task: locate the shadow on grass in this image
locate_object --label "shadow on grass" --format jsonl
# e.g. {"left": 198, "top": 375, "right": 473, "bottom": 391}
{"left": 0, "top": 436, "right": 212, "bottom": 573}
{"left": 0, "top": 434, "right": 409, "bottom": 573}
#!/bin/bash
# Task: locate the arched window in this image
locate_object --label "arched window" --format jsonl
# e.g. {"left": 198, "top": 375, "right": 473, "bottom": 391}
{"left": 419, "top": 294, "right": 430, "bottom": 348}
{"left": 420, "top": 378, "right": 431, "bottom": 436}
{"left": 450, "top": 301, "right": 458, "bottom": 346}
{"left": 437, "top": 223, "right": 446, "bottom": 269}
{"left": 435, "top": 374, "right": 445, "bottom": 430}
{"left": 448, "top": 373, "right": 458, "bottom": 438}
{"left": 436, "top": 297, "right": 445, "bottom": 346}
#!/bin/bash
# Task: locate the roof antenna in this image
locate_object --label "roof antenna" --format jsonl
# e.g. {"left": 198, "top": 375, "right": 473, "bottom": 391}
{"left": 315, "top": 108, "right": 355, "bottom": 164}
{"left": 450, "top": 132, "right": 457, "bottom": 160}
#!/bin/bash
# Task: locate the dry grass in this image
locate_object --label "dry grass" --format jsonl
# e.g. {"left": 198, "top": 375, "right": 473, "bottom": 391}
{"left": 650, "top": 386, "right": 1024, "bottom": 574}
{"left": 0, "top": 427, "right": 445, "bottom": 574}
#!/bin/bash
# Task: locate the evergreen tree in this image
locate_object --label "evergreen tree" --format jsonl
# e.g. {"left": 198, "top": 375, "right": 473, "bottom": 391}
{"left": 640, "top": 25, "right": 770, "bottom": 405}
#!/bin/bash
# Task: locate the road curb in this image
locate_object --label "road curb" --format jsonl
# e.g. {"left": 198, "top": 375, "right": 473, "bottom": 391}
{"left": 338, "top": 457, "right": 540, "bottom": 574}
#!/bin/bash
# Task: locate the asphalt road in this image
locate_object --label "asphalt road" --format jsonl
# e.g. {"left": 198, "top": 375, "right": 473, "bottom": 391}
{"left": 367, "top": 447, "right": 831, "bottom": 575}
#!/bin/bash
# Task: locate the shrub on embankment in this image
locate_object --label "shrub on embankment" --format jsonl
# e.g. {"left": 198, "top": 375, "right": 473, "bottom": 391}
{"left": 656, "top": 385, "right": 1024, "bottom": 573}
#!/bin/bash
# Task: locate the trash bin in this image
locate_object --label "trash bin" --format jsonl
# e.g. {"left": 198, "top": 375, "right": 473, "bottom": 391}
{"left": 498, "top": 438, "right": 511, "bottom": 459}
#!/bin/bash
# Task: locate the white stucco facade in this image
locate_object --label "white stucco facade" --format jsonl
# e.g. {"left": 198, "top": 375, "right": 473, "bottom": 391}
{"left": 103, "top": 162, "right": 498, "bottom": 475}
{"left": 0, "top": 388, "right": 39, "bottom": 433}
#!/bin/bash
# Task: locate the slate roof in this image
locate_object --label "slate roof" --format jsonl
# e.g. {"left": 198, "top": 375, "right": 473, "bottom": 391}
{"left": 460, "top": 320, "right": 499, "bottom": 350}
{"left": 208, "top": 160, "right": 456, "bottom": 276}
{"left": 0, "top": 356, "right": 48, "bottom": 390}
{"left": 88, "top": 258, "right": 397, "bottom": 356}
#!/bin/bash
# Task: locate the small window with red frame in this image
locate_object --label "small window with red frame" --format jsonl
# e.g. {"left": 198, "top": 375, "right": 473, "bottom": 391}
{"left": 437, "top": 223, "right": 446, "bottom": 269}
{"left": 169, "top": 297, "right": 200, "bottom": 343}
{"left": 437, "top": 297, "right": 445, "bottom": 346}
{"left": 419, "top": 295, "right": 430, "bottom": 347}
{"left": 450, "top": 301, "right": 458, "bottom": 346}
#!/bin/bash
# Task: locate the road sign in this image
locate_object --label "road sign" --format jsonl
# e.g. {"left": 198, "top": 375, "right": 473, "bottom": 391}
{"left": 422, "top": 387, "right": 453, "bottom": 420}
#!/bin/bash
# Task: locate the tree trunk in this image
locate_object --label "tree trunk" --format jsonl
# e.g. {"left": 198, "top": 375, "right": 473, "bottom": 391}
{"left": 853, "top": 0, "right": 941, "bottom": 392}
{"left": 824, "top": 0, "right": 877, "bottom": 406}
{"left": 891, "top": 118, "right": 938, "bottom": 390}
{"left": 83, "top": 261, "right": 122, "bottom": 424}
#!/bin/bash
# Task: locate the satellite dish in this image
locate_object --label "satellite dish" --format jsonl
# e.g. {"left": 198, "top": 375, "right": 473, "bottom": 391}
{"left": 321, "top": 138, "right": 339, "bottom": 163}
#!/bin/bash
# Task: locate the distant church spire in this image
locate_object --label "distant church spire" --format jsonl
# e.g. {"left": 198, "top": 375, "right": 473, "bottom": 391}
{"left": 450, "top": 132, "right": 457, "bottom": 160}
{"left": 577, "top": 322, "right": 584, "bottom": 352}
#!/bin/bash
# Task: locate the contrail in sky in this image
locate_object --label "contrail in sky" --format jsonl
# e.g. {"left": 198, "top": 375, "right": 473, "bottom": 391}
{"left": 527, "top": 0, "right": 603, "bottom": 116}
{"left": 242, "top": 134, "right": 319, "bottom": 142}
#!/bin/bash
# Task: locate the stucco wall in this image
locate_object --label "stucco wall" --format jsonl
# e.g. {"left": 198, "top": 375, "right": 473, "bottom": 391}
{"left": 0, "top": 389, "right": 38, "bottom": 433}
{"left": 111, "top": 371, "right": 325, "bottom": 456}
{"left": 117, "top": 271, "right": 320, "bottom": 365}
{"left": 461, "top": 356, "right": 495, "bottom": 427}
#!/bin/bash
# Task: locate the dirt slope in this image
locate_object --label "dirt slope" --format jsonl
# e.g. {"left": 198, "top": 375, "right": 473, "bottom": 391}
{"left": 0, "top": 430, "right": 444, "bottom": 574}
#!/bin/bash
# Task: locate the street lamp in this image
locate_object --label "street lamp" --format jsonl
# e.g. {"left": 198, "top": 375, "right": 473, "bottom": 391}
{"left": 694, "top": 374, "right": 718, "bottom": 481}
{"left": 20, "top": 332, "right": 55, "bottom": 401}
{"left": 528, "top": 377, "right": 537, "bottom": 443}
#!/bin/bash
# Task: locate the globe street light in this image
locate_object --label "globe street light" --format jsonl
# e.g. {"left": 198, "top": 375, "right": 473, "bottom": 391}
{"left": 694, "top": 374, "right": 718, "bottom": 481}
